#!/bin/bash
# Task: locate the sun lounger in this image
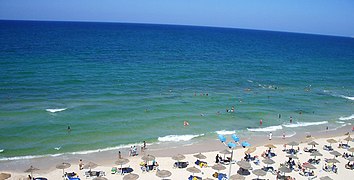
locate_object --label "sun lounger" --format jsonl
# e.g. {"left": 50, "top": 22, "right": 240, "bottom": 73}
{"left": 34, "top": 178, "right": 48, "bottom": 180}
{"left": 174, "top": 161, "right": 189, "bottom": 168}
{"left": 65, "top": 172, "right": 80, "bottom": 180}
{"left": 84, "top": 171, "right": 105, "bottom": 177}
{"left": 323, "top": 145, "right": 333, "bottom": 151}
{"left": 218, "top": 173, "right": 227, "bottom": 180}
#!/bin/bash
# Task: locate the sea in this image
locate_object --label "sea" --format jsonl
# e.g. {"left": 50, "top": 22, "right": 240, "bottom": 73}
{"left": 0, "top": 20, "right": 353, "bottom": 161}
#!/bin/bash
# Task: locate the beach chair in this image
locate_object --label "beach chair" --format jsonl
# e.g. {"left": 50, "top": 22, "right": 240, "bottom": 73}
{"left": 218, "top": 173, "right": 227, "bottom": 180}
{"left": 34, "top": 178, "right": 48, "bottom": 180}
{"left": 323, "top": 145, "right": 333, "bottom": 151}
{"left": 111, "top": 167, "right": 117, "bottom": 174}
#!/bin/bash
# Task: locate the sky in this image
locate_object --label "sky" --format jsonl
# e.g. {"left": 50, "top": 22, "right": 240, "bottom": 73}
{"left": 0, "top": 0, "right": 353, "bottom": 37}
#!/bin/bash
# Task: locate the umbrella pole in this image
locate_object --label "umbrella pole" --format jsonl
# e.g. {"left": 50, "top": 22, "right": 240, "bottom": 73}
{"left": 63, "top": 169, "right": 65, "bottom": 180}
{"left": 228, "top": 148, "right": 233, "bottom": 179}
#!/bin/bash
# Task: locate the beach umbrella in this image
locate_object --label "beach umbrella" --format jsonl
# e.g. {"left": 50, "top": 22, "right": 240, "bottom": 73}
{"left": 326, "top": 139, "right": 337, "bottom": 147}
{"left": 308, "top": 141, "right": 319, "bottom": 147}
{"left": 236, "top": 160, "right": 251, "bottom": 170}
{"left": 56, "top": 162, "right": 71, "bottom": 178}
{"left": 219, "top": 134, "right": 226, "bottom": 143}
{"left": 220, "top": 149, "right": 232, "bottom": 159}
{"left": 347, "top": 157, "right": 354, "bottom": 162}
{"left": 245, "top": 147, "right": 256, "bottom": 154}
{"left": 264, "top": 144, "right": 276, "bottom": 149}
{"left": 24, "top": 166, "right": 39, "bottom": 178}
{"left": 252, "top": 169, "right": 266, "bottom": 179}
{"left": 241, "top": 141, "right": 250, "bottom": 148}
{"left": 83, "top": 162, "right": 98, "bottom": 171}
{"left": 232, "top": 134, "right": 240, "bottom": 142}
{"left": 287, "top": 141, "right": 299, "bottom": 148}
{"left": 123, "top": 173, "right": 139, "bottom": 180}
{"left": 326, "top": 158, "right": 340, "bottom": 164}
{"left": 172, "top": 154, "right": 186, "bottom": 161}
{"left": 156, "top": 170, "right": 172, "bottom": 178}
{"left": 310, "top": 151, "right": 323, "bottom": 159}
{"left": 204, "top": 178, "right": 214, "bottom": 180}
{"left": 93, "top": 177, "right": 108, "bottom": 180}
{"left": 303, "top": 163, "right": 316, "bottom": 169}
{"left": 142, "top": 154, "right": 155, "bottom": 162}
{"left": 349, "top": 147, "right": 354, "bottom": 155}
{"left": 320, "top": 176, "right": 333, "bottom": 180}
{"left": 187, "top": 166, "right": 201, "bottom": 175}
{"left": 212, "top": 163, "right": 226, "bottom": 172}
{"left": 278, "top": 166, "right": 291, "bottom": 174}
{"left": 262, "top": 158, "right": 275, "bottom": 167}
{"left": 115, "top": 158, "right": 130, "bottom": 170}
{"left": 306, "top": 135, "right": 314, "bottom": 140}
{"left": 344, "top": 136, "right": 353, "bottom": 144}
{"left": 193, "top": 153, "right": 206, "bottom": 159}
{"left": 229, "top": 174, "right": 245, "bottom": 180}
{"left": 330, "top": 150, "right": 341, "bottom": 158}
{"left": 0, "top": 173, "right": 11, "bottom": 180}
{"left": 286, "top": 154, "right": 298, "bottom": 159}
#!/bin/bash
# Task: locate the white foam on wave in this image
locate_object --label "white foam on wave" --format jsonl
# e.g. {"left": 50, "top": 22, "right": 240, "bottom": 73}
{"left": 0, "top": 149, "right": 4, "bottom": 153}
{"left": 247, "top": 125, "right": 282, "bottom": 132}
{"left": 158, "top": 134, "right": 204, "bottom": 142}
{"left": 340, "top": 95, "right": 354, "bottom": 101}
{"left": 247, "top": 80, "right": 253, "bottom": 83}
{"left": 215, "top": 130, "right": 235, "bottom": 135}
{"left": 339, "top": 114, "right": 354, "bottom": 121}
{"left": 274, "top": 131, "right": 297, "bottom": 138}
{"left": 283, "top": 121, "right": 328, "bottom": 128}
{"left": 46, "top": 108, "right": 67, "bottom": 113}
{"left": 336, "top": 121, "right": 346, "bottom": 124}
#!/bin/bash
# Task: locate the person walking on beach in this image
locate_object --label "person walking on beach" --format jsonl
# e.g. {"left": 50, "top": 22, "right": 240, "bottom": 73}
{"left": 269, "top": 132, "right": 272, "bottom": 140}
{"left": 282, "top": 132, "right": 285, "bottom": 139}
{"left": 79, "top": 159, "right": 84, "bottom": 170}
{"left": 290, "top": 117, "right": 293, "bottom": 123}
{"left": 260, "top": 119, "right": 263, "bottom": 126}
{"left": 118, "top": 151, "right": 122, "bottom": 159}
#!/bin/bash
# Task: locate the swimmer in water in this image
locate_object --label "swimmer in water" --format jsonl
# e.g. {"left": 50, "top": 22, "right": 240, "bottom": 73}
{"left": 184, "top": 121, "right": 189, "bottom": 126}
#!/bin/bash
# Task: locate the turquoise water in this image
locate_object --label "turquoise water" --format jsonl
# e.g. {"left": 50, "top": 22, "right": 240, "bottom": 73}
{"left": 0, "top": 20, "right": 353, "bottom": 159}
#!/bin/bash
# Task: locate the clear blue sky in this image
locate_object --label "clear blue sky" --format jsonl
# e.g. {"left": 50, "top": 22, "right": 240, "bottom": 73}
{"left": 1, "top": 0, "right": 353, "bottom": 36}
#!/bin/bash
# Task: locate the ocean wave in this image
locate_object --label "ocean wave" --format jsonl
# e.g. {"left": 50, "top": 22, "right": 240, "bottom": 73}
{"left": 335, "top": 121, "right": 346, "bottom": 124}
{"left": 247, "top": 80, "right": 253, "bottom": 83}
{"left": 46, "top": 108, "right": 67, "bottom": 113}
{"left": 283, "top": 121, "right": 328, "bottom": 128}
{"left": 247, "top": 125, "right": 282, "bottom": 132}
{"left": 158, "top": 134, "right": 204, "bottom": 142}
{"left": 274, "top": 131, "right": 297, "bottom": 138}
{"left": 339, "top": 114, "right": 354, "bottom": 121}
{"left": 0, "top": 149, "right": 4, "bottom": 153}
{"left": 215, "top": 130, "right": 235, "bottom": 135}
{"left": 340, "top": 95, "right": 354, "bottom": 101}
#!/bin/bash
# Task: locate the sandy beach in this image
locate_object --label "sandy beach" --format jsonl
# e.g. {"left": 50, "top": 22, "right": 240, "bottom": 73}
{"left": 1, "top": 125, "right": 353, "bottom": 180}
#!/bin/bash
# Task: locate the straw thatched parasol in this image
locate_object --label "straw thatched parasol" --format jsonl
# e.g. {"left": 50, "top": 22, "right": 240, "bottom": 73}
{"left": 264, "top": 144, "right": 277, "bottom": 148}
{"left": 24, "top": 166, "right": 39, "bottom": 178}
{"left": 330, "top": 150, "right": 341, "bottom": 157}
{"left": 204, "top": 178, "right": 214, "bottom": 180}
{"left": 236, "top": 160, "right": 251, "bottom": 170}
{"left": 123, "top": 173, "right": 139, "bottom": 180}
{"left": 344, "top": 136, "right": 353, "bottom": 143}
{"left": 229, "top": 174, "right": 245, "bottom": 180}
{"left": 303, "top": 163, "right": 316, "bottom": 169}
{"left": 92, "top": 177, "right": 108, "bottom": 180}
{"left": 349, "top": 147, "right": 354, "bottom": 154}
{"left": 83, "top": 162, "right": 98, "bottom": 171}
{"left": 212, "top": 163, "right": 226, "bottom": 172}
{"left": 156, "top": 170, "right": 172, "bottom": 178}
{"left": 193, "top": 153, "right": 206, "bottom": 159}
{"left": 245, "top": 147, "right": 256, "bottom": 154}
{"left": 187, "top": 166, "right": 201, "bottom": 175}
{"left": 116, "top": 158, "right": 130, "bottom": 166}
{"left": 0, "top": 173, "right": 11, "bottom": 180}
{"left": 220, "top": 149, "right": 232, "bottom": 154}
{"left": 308, "top": 141, "right": 319, "bottom": 146}
{"left": 172, "top": 154, "right": 185, "bottom": 161}
{"left": 56, "top": 162, "right": 71, "bottom": 178}
{"left": 310, "top": 151, "right": 323, "bottom": 159}
{"left": 326, "top": 158, "right": 340, "bottom": 164}
{"left": 278, "top": 166, "right": 291, "bottom": 173}
{"left": 320, "top": 176, "right": 333, "bottom": 180}
{"left": 262, "top": 158, "right": 275, "bottom": 165}
{"left": 252, "top": 169, "right": 266, "bottom": 178}
{"left": 327, "top": 139, "right": 337, "bottom": 144}
{"left": 141, "top": 154, "right": 155, "bottom": 162}
{"left": 287, "top": 141, "right": 299, "bottom": 147}
{"left": 286, "top": 154, "right": 298, "bottom": 159}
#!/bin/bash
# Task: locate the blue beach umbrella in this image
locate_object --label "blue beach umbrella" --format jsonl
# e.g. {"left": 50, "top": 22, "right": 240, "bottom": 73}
{"left": 232, "top": 134, "right": 240, "bottom": 142}
{"left": 241, "top": 141, "right": 250, "bottom": 147}
{"left": 218, "top": 134, "right": 226, "bottom": 143}
{"left": 228, "top": 142, "right": 236, "bottom": 148}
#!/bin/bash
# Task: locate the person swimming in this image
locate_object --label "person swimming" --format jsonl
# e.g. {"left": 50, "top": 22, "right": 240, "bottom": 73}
{"left": 184, "top": 121, "right": 189, "bottom": 126}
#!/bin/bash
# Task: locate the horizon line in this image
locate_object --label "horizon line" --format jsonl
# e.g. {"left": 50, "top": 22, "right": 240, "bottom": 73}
{"left": 0, "top": 19, "right": 352, "bottom": 38}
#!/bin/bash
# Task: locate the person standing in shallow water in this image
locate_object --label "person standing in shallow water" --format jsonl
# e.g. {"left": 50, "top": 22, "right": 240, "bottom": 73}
{"left": 260, "top": 119, "right": 263, "bottom": 126}
{"left": 290, "top": 117, "right": 293, "bottom": 123}
{"left": 269, "top": 132, "right": 272, "bottom": 140}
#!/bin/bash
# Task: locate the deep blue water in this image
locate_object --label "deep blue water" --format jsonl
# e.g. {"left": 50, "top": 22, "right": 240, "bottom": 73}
{"left": 0, "top": 20, "right": 353, "bottom": 159}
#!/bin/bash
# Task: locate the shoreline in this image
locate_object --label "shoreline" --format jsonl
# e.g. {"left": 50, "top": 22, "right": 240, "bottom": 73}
{"left": 0, "top": 123, "right": 352, "bottom": 174}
